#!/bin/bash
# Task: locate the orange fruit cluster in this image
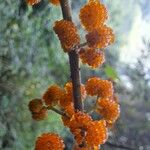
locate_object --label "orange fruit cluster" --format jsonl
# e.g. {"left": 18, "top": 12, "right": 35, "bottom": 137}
{"left": 86, "top": 120, "right": 108, "bottom": 147}
{"left": 28, "top": 79, "right": 120, "bottom": 148}
{"left": 27, "top": 0, "right": 41, "bottom": 5}
{"left": 53, "top": 20, "right": 80, "bottom": 52}
{"left": 27, "top": 0, "right": 120, "bottom": 149}
{"left": 79, "top": 0, "right": 108, "bottom": 32}
{"left": 97, "top": 98, "right": 120, "bottom": 123}
{"left": 32, "top": 107, "right": 48, "bottom": 121}
{"left": 35, "top": 133, "right": 65, "bottom": 150}
{"left": 28, "top": 82, "right": 86, "bottom": 120}
{"left": 61, "top": 111, "right": 107, "bottom": 149}
{"left": 69, "top": 111, "right": 92, "bottom": 130}
{"left": 43, "top": 85, "right": 64, "bottom": 107}
{"left": 86, "top": 25, "right": 115, "bottom": 49}
{"left": 28, "top": 98, "right": 43, "bottom": 113}
{"left": 85, "top": 77, "right": 113, "bottom": 98}
{"left": 78, "top": 0, "right": 115, "bottom": 69}
{"left": 79, "top": 48, "right": 105, "bottom": 68}
{"left": 49, "top": 0, "right": 60, "bottom": 5}
{"left": 28, "top": 99, "right": 48, "bottom": 121}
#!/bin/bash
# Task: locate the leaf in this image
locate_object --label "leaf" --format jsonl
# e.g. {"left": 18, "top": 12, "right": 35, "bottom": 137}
{"left": 104, "top": 64, "right": 119, "bottom": 81}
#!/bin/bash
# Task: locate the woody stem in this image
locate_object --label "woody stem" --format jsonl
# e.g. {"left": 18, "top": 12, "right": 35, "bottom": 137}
{"left": 59, "top": 0, "right": 83, "bottom": 111}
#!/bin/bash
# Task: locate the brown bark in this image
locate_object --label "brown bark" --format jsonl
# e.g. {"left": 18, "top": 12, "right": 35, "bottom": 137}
{"left": 59, "top": 0, "right": 83, "bottom": 111}
{"left": 49, "top": 107, "right": 69, "bottom": 118}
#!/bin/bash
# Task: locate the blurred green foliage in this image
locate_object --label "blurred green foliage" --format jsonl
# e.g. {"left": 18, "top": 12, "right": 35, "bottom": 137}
{"left": 104, "top": 64, "right": 119, "bottom": 81}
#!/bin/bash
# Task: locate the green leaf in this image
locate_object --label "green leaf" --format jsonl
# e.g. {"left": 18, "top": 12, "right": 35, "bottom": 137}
{"left": 104, "top": 65, "right": 119, "bottom": 81}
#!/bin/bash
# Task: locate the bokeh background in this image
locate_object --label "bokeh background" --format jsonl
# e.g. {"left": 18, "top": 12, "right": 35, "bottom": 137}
{"left": 0, "top": 0, "right": 150, "bottom": 149}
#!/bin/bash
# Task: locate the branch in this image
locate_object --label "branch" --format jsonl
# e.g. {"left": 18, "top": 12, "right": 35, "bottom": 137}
{"left": 77, "top": 42, "right": 87, "bottom": 49}
{"left": 106, "top": 141, "right": 135, "bottom": 150}
{"left": 48, "top": 106, "right": 69, "bottom": 118}
{"left": 74, "top": 42, "right": 87, "bottom": 52}
{"left": 59, "top": 0, "right": 83, "bottom": 111}
{"left": 59, "top": 1, "right": 86, "bottom": 148}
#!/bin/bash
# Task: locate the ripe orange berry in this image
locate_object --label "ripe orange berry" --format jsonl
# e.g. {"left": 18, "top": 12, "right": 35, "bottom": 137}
{"left": 59, "top": 93, "right": 73, "bottom": 108}
{"left": 85, "top": 77, "right": 101, "bottom": 96}
{"left": 79, "top": 48, "right": 105, "bottom": 68}
{"left": 85, "top": 77, "right": 114, "bottom": 98}
{"left": 32, "top": 107, "right": 48, "bottom": 121}
{"left": 49, "top": 0, "right": 60, "bottom": 5}
{"left": 97, "top": 79, "right": 114, "bottom": 98}
{"left": 43, "top": 85, "right": 65, "bottom": 107}
{"left": 65, "top": 82, "right": 87, "bottom": 100}
{"left": 97, "top": 98, "right": 120, "bottom": 123}
{"left": 69, "top": 111, "right": 92, "bottom": 130}
{"left": 79, "top": 0, "right": 108, "bottom": 31}
{"left": 27, "top": 0, "right": 40, "bottom": 5}
{"left": 86, "top": 120, "right": 108, "bottom": 147}
{"left": 53, "top": 20, "right": 80, "bottom": 52}
{"left": 86, "top": 25, "right": 115, "bottom": 49}
{"left": 28, "top": 98, "right": 43, "bottom": 113}
{"left": 35, "top": 133, "right": 65, "bottom": 150}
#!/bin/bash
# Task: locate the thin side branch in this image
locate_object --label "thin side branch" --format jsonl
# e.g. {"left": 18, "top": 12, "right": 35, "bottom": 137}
{"left": 59, "top": 0, "right": 83, "bottom": 111}
{"left": 77, "top": 42, "right": 87, "bottom": 49}
{"left": 74, "top": 42, "right": 87, "bottom": 52}
{"left": 48, "top": 106, "right": 69, "bottom": 118}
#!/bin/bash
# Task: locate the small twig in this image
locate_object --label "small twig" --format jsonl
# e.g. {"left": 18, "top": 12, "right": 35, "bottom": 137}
{"left": 74, "top": 42, "right": 87, "bottom": 53}
{"left": 48, "top": 106, "right": 69, "bottom": 118}
{"left": 106, "top": 141, "right": 135, "bottom": 150}
{"left": 78, "top": 42, "right": 87, "bottom": 49}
